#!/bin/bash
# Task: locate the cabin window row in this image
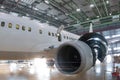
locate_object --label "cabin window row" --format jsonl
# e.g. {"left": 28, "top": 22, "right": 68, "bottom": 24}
{"left": 48, "top": 32, "right": 58, "bottom": 37}
{"left": 1, "top": 21, "right": 32, "bottom": 32}
{"left": 64, "top": 36, "right": 75, "bottom": 40}
{"left": 1, "top": 21, "right": 44, "bottom": 34}
{"left": 1, "top": 21, "right": 75, "bottom": 39}
{"left": 48, "top": 32, "right": 74, "bottom": 40}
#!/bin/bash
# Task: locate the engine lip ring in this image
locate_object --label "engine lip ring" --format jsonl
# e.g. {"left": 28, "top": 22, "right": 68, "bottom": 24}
{"left": 55, "top": 41, "right": 89, "bottom": 74}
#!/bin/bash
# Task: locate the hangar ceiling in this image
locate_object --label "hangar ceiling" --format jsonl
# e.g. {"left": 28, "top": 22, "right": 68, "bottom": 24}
{"left": 0, "top": 0, "right": 120, "bottom": 54}
{"left": 0, "top": 0, "right": 120, "bottom": 33}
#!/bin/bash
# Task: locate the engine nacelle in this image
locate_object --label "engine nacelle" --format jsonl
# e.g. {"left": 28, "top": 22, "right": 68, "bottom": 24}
{"left": 55, "top": 33, "right": 108, "bottom": 74}
{"left": 55, "top": 41, "right": 93, "bottom": 74}
{"left": 79, "top": 33, "right": 108, "bottom": 64}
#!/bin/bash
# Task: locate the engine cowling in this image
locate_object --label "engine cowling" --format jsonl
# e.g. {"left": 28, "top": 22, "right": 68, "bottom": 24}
{"left": 55, "top": 33, "right": 108, "bottom": 74}
{"left": 79, "top": 33, "right": 108, "bottom": 64}
{"left": 55, "top": 41, "right": 93, "bottom": 74}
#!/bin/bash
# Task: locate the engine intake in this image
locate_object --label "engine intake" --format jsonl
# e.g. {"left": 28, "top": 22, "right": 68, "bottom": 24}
{"left": 55, "top": 41, "right": 93, "bottom": 74}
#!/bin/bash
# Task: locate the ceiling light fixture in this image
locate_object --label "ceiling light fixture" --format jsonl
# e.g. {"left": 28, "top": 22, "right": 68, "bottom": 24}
{"left": 87, "top": 18, "right": 89, "bottom": 20}
{"left": 97, "top": 16, "right": 99, "bottom": 18}
{"left": 76, "top": 8, "right": 81, "bottom": 12}
{"left": 33, "top": 7, "right": 39, "bottom": 10}
{"left": 46, "top": 21, "right": 49, "bottom": 23}
{"left": 106, "top": 1, "right": 109, "bottom": 4}
{"left": 55, "top": 17, "right": 58, "bottom": 20}
{"left": 109, "top": 13, "right": 112, "bottom": 15}
{"left": 26, "top": 14, "right": 29, "bottom": 16}
{"left": 90, "top": 4, "right": 94, "bottom": 8}
{"left": 65, "top": 13, "right": 69, "bottom": 16}
{"left": 44, "top": 0, "right": 49, "bottom": 4}
{"left": 1, "top": 6, "right": 5, "bottom": 9}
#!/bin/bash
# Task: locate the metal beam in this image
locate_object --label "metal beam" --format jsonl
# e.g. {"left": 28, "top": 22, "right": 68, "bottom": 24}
{"left": 102, "top": 0, "right": 109, "bottom": 16}
{"left": 74, "top": 21, "right": 120, "bottom": 34}
{"left": 92, "top": 0, "right": 102, "bottom": 17}
{"left": 2, "top": 0, "right": 67, "bottom": 27}
{"left": 49, "top": 0, "right": 80, "bottom": 21}
{"left": 70, "top": 13, "right": 120, "bottom": 28}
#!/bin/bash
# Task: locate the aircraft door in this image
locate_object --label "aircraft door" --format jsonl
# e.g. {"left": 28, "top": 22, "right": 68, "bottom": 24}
{"left": 58, "top": 33, "right": 62, "bottom": 42}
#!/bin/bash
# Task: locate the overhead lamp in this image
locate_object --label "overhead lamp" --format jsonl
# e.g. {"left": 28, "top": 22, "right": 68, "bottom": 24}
{"left": 46, "top": 21, "right": 49, "bottom": 23}
{"left": 44, "top": 0, "right": 49, "bottom": 4}
{"left": 87, "top": 18, "right": 89, "bottom": 20}
{"left": 55, "top": 17, "right": 58, "bottom": 20}
{"left": 109, "top": 13, "right": 112, "bottom": 15}
{"left": 97, "top": 16, "right": 99, "bottom": 18}
{"left": 90, "top": 4, "right": 94, "bottom": 8}
{"left": 1, "top": 5, "right": 5, "bottom": 9}
{"left": 67, "top": 24, "right": 70, "bottom": 26}
{"left": 65, "top": 13, "right": 69, "bottom": 16}
{"left": 33, "top": 7, "right": 39, "bottom": 10}
{"left": 26, "top": 14, "right": 29, "bottom": 16}
{"left": 76, "top": 8, "right": 81, "bottom": 12}
{"left": 106, "top": 1, "right": 109, "bottom": 4}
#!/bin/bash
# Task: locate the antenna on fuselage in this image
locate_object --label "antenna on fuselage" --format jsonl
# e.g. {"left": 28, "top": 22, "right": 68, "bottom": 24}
{"left": 57, "top": 25, "right": 64, "bottom": 42}
{"left": 57, "top": 25, "right": 64, "bottom": 34}
{"left": 89, "top": 23, "right": 93, "bottom": 33}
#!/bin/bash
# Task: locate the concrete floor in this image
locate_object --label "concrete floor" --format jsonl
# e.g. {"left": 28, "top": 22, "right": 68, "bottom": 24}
{"left": 0, "top": 57, "right": 119, "bottom": 80}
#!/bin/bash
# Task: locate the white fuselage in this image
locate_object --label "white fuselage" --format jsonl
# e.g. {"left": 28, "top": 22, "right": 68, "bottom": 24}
{"left": 0, "top": 12, "right": 79, "bottom": 59}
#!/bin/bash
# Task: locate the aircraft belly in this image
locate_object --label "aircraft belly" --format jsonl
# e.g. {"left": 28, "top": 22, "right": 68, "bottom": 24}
{"left": 0, "top": 30, "right": 45, "bottom": 52}
{"left": 0, "top": 48, "right": 57, "bottom": 60}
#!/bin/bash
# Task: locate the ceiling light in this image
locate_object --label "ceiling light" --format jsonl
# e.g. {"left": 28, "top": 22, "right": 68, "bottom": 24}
{"left": 65, "top": 13, "right": 69, "bottom": 16}
{"left": 46, "top": 21, "right": 49, "bottom": 23}
{"left": 44, "top": 0, "right": 49, "bottom": 4}
{"left": 97, "top": 16, "right": 99, "bottom": 18}
{"left": 106, "top": 1, "right": 109, "bottom": 4}
{"left": 87, "top": 18, "right": 89, "bottom": 20}
{"left": 67, "top": 24, "right": 70, "bottom": 26}
{"left": 1, "top": 6, "right": 5, "bottom": 9}
{"left": 26, "top": 14, "right": 29, "bottom": 16}
{"left": 76, "top": 8, "right": 81, "bottom": 12}
{"left": 90, "top": 4, "right": 94, "bottom": 8}
{"left": 55, "top": 17, "right": 58, "bottom": 20}
{"left": 109, "top": 13, "right": 112, "bottom": 15}
{"left": 33, "top": 7, "right": 39, "bottom": 10}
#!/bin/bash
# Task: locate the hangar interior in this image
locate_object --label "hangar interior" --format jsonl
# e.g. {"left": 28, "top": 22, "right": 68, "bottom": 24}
{"left": 0, "top": 0, "right": 120, "bottom": 55}
{"left": 0, "top": 0, "right": 120, "bottom": 80}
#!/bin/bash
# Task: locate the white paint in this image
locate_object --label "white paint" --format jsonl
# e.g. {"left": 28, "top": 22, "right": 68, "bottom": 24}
{"left": 0, "top": 12, "right": 79, "bottom": 53}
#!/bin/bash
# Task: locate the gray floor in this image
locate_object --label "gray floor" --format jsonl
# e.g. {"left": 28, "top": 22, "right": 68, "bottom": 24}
{"left": 0, "top": 57, "right": 119, "bottom": 80}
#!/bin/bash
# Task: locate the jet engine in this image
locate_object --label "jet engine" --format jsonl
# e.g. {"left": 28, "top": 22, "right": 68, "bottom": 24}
{"left": 55, "top": 33, "right": 108, "bottom": 74}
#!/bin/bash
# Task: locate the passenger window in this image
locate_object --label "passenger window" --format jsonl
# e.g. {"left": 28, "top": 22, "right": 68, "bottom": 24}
{"left": 16, "top": 24, "right": 20, "bottom": 30}
{"left": 1, "top": 21, "right": 5, "bottom": 27}
{"left": 8, "top": 23, "right": 12, "bottom": 28}
{"left": 48, "top": 32, "right": 51, "bottom": 36}
{"left": 52, "top": 33, "right": 54, "bottom": 36}
{"left": 67, "top": 36, "right": 68, "bottom": 39}
{"left": 55, "top": 33, "right": 57, "bottom": 37}
{"left": 28, "top": 27, "right": 31, "bottom": 32}
{"left": 39, "top": 29, "right": 42, "bottom": 34}
{"left": 22, "top": 26, "right": 25, "bottom": 31}
{"left": 64, "top": 36, "right": 66, "bottom": 39}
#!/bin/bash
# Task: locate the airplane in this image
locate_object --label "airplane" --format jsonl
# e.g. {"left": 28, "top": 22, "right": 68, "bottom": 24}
{"left": 0, "top": 12, "right": 108, "bottom": 74}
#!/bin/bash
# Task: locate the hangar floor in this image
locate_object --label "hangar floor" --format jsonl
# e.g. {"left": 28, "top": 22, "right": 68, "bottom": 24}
{"left": 0, "top": 55, "right": 119, "bottom": 80}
